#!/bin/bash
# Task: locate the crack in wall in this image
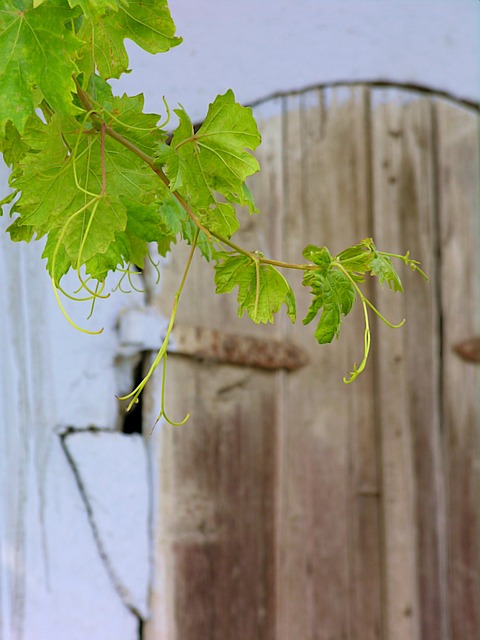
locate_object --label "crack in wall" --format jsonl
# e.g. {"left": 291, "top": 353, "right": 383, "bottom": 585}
{"left": 59, "top": 429, "right": 145, "bottom": 630}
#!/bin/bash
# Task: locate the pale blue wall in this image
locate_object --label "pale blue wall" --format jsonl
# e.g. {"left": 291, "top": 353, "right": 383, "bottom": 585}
{"left": 114, "top": 0, "right": 480, "bottom": 123}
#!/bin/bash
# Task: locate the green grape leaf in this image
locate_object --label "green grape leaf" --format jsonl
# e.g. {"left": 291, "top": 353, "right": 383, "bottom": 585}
{"left": 201, "top": 202, "right": 239, "bottom": 237}
{"left": 238, "top": 183, "right": 259, "bottom": 214}
{"left": 41, "top": 221, "right": 134, "bottom": 282}
{"left": 124, "top": 199, "right": 170, "bottom": 244}
{"left": 122, "top": 197, "right": 178, "bottom": 266}
{"left": 336, "top": 241, "right": 374, "bottom": 281}
{"left": 77, "top": 0, "right": 181, "bottom": 79}
{"left": 0, "top": 1, "right": 82, "bottom": 134}
{"left": 302, "top": 244, "right": 333, "bottom": 269}
{"left": 303, "top": 269, "right": 356, "bottom": 344}
{"left": 153, "top": 188, "right": 213, "bottom": 259}
{"left": 42, "top": 226, "right": 71, "bottom": 279}
{"left": 0, "top": 187, "right": 18, "bottom": 211}
{"left": 361, "top": 237, "right": 404, "bottom": 292}
{"left": 302, "top": 244, "right": 356, "bottom": 343}
{"left": 86, "top": 75, "right": 166, "bottom": 156}
{"left": 214, "top": 254, "right": 296, "bottom": 324}
{"left": 157, "top": 90, "right": 260, "bottom": 238}
{"left": 7, "top": 217, "right": 34, "bottom": 242}
{"left": 84, "top": 232, "right": 132, "bottom": 279}
{"left": 156, "top": 193, "right": 184, "bottom": 238}
{"left": 193, "top": 89, "right": 261, "bottom": 192}
{"left": 371, "top": 253, "right": 404, "bottom": 292}
{"left": 8, "top": 93, "right": 165, "bottom": 281}
{"left": 0, "top": 121, "right": 30, "bottom": 167}
{"left": 68, "top": 0, "right": 122, "bottom": 19}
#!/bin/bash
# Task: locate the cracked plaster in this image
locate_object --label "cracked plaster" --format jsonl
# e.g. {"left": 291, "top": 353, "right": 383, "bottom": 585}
{"left": 62, "top": 430, "right": 151, "bottom": 620}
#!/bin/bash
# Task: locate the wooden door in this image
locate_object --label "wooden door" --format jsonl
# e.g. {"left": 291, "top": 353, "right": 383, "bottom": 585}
{"left": 144, "top": 85, "right": 480, "bottom": 640}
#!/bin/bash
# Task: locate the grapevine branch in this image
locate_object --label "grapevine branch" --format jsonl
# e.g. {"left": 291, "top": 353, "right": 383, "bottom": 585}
{"left": 0, "top": 1, "right": 427, "bottom": 424}
{"left": 73, "top": 82, "right": 423, "bottom": 396}
{"left": 75, "top": 84, "right": 319, "bottom": 273}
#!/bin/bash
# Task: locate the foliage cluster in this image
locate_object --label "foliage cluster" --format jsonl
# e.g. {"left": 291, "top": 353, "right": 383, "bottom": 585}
{"left": 0, "top": 1, "right": 426, "bottom": 423}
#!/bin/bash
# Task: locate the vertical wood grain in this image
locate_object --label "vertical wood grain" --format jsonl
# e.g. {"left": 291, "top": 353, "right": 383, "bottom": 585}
{"left": 146, "top": 85, "right": 480, "bottom": 640}
{"left": 145, "top": 100, "right": 285, "bottom": 640}
{"left": 278, "top": 86, "right": 381, "bottom": 640}
{"left": 436, "top": 99, "right": 480, "bottom": 640}
{"left": 370, "top": 89, "right": 448, "bottom": 640}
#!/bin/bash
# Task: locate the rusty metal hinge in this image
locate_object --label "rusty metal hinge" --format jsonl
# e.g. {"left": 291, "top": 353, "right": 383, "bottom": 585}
{"left": 117, "top": 307, "right": 308, "bottom": 371}
{"left": 453, "top": 336, "right": 480, "bottom": 363}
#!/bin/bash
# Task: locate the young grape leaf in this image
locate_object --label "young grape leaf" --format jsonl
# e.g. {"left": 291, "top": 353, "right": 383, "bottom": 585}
{"left": 194, "top": 89, "right": 261, "bottom": 195}
{"left": 0, "top": 1, "right": 82, "bottom": 134}
{"left": 361, "top": 237, "right": 404, "bottom": 291}
{"left": 302, "top": 244, "right": 334, "bottom": 269}
{"left": 214, "top": 254, "right": 296, "bottom": 324}
{"left": 125, "top": 199, "right": 173, "bottom": 246}
{"left": 371, "top": 254, "right": 404, "bottom": 292}
{"left": 302, "top": 244, "right": 356, "bottom": 344}
{"left": 336, "top": 241, "right": 374, "bottom": 281}
{"left": 86, "top": 75, "right": 167, "bottom": 157}
{"left": 157, "top": 90, "right": 261, "bottom": 239}
{"left": 303, "top": 270, "right": 356, "bottom": 343}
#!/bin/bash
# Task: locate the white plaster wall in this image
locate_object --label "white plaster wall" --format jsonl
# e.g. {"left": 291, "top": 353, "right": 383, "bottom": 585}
{"left": 0, "top": 159, "right": 148, "bottom": 639}
{"left": 0, "top": 1, "right": 478, "bottom": 638}
{"left": 114, "top": 0, "right": 480, "bottom": 123}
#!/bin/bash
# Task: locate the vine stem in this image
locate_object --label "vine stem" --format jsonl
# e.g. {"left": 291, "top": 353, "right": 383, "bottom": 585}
{"left": 342, "top": 297, "right": 371, "bottom": 384}
{"left": 254, "top": 256, "right": 260, "bottom": 321}
{"left": 379, "top": 250, "right": 428, "bottom": 281}
{"left": 117, "top": 229, "right": 199, "bottom": 413}
{"left": 151, "top": 354, "right": 190, "bottom": 433}
{"left": 333, "top": 261, "right": 404, "bottom": 383}
{"left": 51, "top": 197, "right": 105, "bottom": 334}
{"left": 74, "top": 82, "right": 316, "bottom": 274}
{"left": 334, "top": 261, "right": 405, "bottom": 329}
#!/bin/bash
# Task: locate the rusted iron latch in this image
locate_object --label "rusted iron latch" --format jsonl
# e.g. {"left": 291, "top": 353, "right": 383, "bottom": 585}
{"left": 117, "top": 306, "right": 308, "bottom": 371}
{"left": 170, "top": 325, "right": 308, "bottom": 371}
{"left": 453, "top": 336, "right": 480, "bottom": 363}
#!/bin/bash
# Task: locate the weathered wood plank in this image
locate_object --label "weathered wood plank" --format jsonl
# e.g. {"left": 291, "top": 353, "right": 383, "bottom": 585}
{"left": 436, "top": 99, "right": 480, "bottom": 640}
{"left": 145, "top": 99, "right": 285, "bottom": 640}
{"left": 146, "top": 85, "right": 480, "bottom": 640}
{"left": 370, "top": 92, "right": 418, "bottom": 640}
{"left": 370, "top": 89, "right": 447, "bottom": 640}
{"left": 278, "top": 86, "right": 381, "bottom": 640}
{"left": 276, "top": 91, "right": 312, "bottom": 640}
{"left": 344, "top": 89, "right": 383, "bottom": 640}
